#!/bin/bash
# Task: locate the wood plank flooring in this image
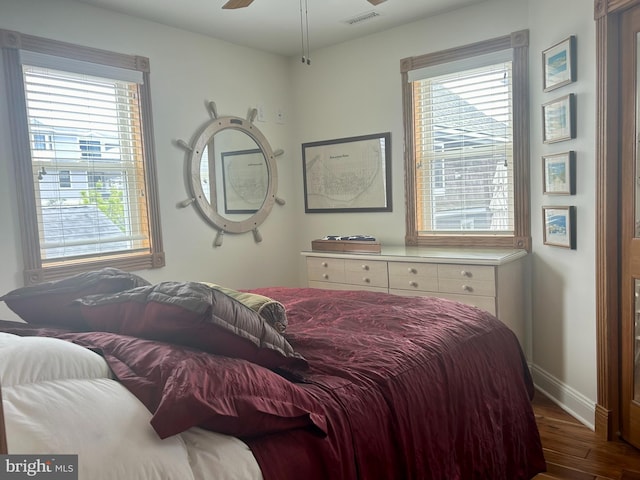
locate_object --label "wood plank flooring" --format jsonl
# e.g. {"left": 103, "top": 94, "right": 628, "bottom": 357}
{"left": 532, "top": 391, "right": 640, "bottom": 479}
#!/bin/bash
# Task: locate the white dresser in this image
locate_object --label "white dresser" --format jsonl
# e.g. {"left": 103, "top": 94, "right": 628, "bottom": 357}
{"left": 301, "top": 247, "right": 528, "bottom": 346}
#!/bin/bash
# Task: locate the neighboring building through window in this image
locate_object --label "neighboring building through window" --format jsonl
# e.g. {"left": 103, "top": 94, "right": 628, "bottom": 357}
{"left": 1, "top": 29, "right": 164, "bottom": 283}
{"left": 401, "top": 31, "right": 531, "bottom": 250}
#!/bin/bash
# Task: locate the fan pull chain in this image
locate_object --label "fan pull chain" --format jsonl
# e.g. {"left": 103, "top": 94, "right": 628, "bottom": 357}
{"left": 304, "top": 0, "right": 311, "bottom": 65}
{"left": 299, "top": 0, "right": 305, "bottom": 63}
{"left": 299, "top": 0, "right": 310, "bottom": 65}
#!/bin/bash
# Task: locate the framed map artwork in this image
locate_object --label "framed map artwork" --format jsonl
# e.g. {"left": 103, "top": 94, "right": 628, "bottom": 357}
{"left": 302, "top": 132, "right": 392, "bottom": 213}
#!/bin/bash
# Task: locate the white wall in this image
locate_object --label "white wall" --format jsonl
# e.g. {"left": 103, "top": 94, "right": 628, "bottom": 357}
{"left": 289, "top": 0, "right": 598, "bottom": 426}
{"left": 289, "top": 0, "right": 528, "bottom": 246}
{"left": 0, "top": 0, "right": 299, "bottom": 321}
{"left": 527, "top": 0, "right": 597, "bottom": 426}
{"left": 0, "top": 0, "right": 600, "bottom": 427}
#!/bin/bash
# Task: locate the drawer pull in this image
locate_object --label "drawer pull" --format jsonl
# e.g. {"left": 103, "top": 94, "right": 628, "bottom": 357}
{"left": 363, "top": 277, "right": 371, "bottom": 283}
{"left": 322, "top": 273, "right": 329, "bottom": 279}
{"left": 461, "top": 270, "right": 471, "bottom": 277}
{"left": 322, "top": 262, "right": 328, "bottom": 267}
{"left": 409, "top": 281, "right": 418, "bottom": 288}
{"left": 408, "top": 267, "right": 417, "bottom": 274}
{"left": 462, "top": 285, "right": 473, "bottom": 292}
{"left": 362, "top": 264, "right": 370, "bottom": 271}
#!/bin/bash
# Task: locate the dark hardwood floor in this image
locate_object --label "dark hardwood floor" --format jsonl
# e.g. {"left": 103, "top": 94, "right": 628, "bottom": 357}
{"left": 532, "top": 391, "right": 640, "bottom": 480}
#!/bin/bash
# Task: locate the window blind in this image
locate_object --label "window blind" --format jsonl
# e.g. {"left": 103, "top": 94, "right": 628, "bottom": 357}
{"left": 407, "top": 49, "right": 512, "bottom": 83}
{"left": 412, "top": 60, "right": 514, "bottom": 234}
{"left": 22, "top": 63, "right": 151, "bottom": 261}
{"left": 20, "top": 50, "right": 144, "bottom": 84}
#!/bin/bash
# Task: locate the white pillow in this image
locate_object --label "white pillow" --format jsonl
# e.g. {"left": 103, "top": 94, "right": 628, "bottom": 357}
{"left": 0, "top": 333, "right": 111, "bottom": 387}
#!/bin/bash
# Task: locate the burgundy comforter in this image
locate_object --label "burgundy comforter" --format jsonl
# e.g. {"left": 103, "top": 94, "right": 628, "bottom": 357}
{"left": 247, "top": 288, "right": 545, "bottom": 480}
{"left": 0, "top": 287, "right": 546, "bottom": 480}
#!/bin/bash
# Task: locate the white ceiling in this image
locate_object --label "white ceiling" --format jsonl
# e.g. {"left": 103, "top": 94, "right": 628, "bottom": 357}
{"left": 74, "top": 0, "right": 489, "bottom": 57}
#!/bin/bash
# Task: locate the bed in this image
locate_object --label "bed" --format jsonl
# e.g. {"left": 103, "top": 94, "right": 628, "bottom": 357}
{"left": 0, "top": 268, "right": 546, "bottom": 479}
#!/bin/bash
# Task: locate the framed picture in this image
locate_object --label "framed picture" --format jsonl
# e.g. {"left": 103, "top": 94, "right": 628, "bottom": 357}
{"left": 542, "top": 205, "right": 576, "bottom": 249}
{"left": 542, "top": 94, "right": 576, "bottom": 144}
{"left": 302, "top": 132, "right": 392, "bottom": 213}
{"left": 221, "top": 148, "right": 267, "bottom": 214}
{"left": 542, "top": 151, "right": 576, "bottom": 195}
{"left": 542, "top": 36, "right": 577, "bottom": 92}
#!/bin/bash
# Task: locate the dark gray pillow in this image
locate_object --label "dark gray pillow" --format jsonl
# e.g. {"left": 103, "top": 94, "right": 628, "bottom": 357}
{"left": 76, "top": 281, "right": 306, "bottom": 370}
{"left": 0, "top": 268, "right": 150, "bottom": 328}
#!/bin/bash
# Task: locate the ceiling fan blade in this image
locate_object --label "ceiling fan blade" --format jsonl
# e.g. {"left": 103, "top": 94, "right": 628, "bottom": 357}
{"left": 367, "top": 0, "right": 387, "bottom": 5}
{"left": 222, "top": 0, "right": 254, "bottom": 9}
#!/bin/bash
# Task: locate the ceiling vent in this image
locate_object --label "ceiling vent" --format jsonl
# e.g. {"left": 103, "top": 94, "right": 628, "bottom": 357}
{"left": 343, "top": 11, "right": 381, "bottom": 25}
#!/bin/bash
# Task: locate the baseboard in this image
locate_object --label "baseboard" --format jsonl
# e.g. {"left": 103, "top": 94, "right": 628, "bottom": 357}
{"left": 529, "top": 363, "right": 596, "bottom": 430}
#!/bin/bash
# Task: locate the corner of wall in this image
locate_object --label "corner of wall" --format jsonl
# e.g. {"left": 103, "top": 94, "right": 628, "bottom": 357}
{"left": 530, "top": 362, "right": 596, "bottom": 430}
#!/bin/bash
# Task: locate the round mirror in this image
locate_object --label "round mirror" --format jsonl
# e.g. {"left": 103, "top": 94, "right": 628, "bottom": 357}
{"left": 186, "top": 114, "right": 279, "bottom": 237}
{"left": 199, "top": 129, "right": 267, "bottom": 221}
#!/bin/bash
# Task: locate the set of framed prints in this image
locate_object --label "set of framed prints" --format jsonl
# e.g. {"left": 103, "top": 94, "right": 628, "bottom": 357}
{"left": 541, "top": 35, "right": 577, "bottom": 249}
{"left": 542, "top": 35, "right": 576, "bottom": 144}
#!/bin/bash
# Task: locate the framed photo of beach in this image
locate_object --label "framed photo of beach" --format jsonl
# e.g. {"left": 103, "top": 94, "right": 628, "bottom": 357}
{"left": 542, "top": 151, "right": 576, "bottom": 195}
{"left": 542, "top": 94, "right": 576, "bottom": 144}
{"left": 542, "top": 36, "right": 576, "bottom": 92}
{"left": 542, "top": 205, "right": 576, "bottom": 249}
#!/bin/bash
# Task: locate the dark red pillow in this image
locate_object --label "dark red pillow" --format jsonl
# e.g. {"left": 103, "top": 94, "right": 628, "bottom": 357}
{"left": 0, "top": 268, "right": 150, "bottom": 328}
{"left": 76, "top": 281, "right": 306, "bottom": 370}
{"left": 151, "top": 349, "right": 325, "bottom": 439}
{"left": 66, "top": 332, "right": 326, "bottom": 439}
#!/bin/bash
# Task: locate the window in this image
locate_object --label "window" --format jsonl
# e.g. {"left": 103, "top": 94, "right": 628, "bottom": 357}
{"left": 32, "top": 133, "right": 52, "bottom": 150}
{"left": 401, "top": 31, "right": 530, "bottom": 250}
{"left": 1, "top": 29, "right": 164, "bottom": 284}
{"left": 79, "top": 140, "right": 101, "bottom": 159}
{"left": 431, "top": 157, "right": 445, "bottom": 195}
{"left": 58, "top": 170, "right": 71, "bottom": 189}
{"left": 87, "top": 171, "right": 120, "bottom": 191}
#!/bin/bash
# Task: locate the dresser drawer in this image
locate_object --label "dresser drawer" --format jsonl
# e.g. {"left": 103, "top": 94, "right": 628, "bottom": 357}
{"left": 390, "top": 290, "right": 496, "bottom": 315}
{"left": 308, "top": 280, "right": 387, "bottom": 293}
{"left": 306, "top": 257, "right": 345, "bottom": 283}
{"left": 437, "top": 264, "right": 495, "bottom": 296}
{"left": 437, "top": 264, "right": 495, "bottom": 281}
{"left": 388, "top": 262, "right": 438, "bottom": 292}
{"left": 434, "top": 293, "right": 497, "bottom": 315}
{"left": 345, "top": 259, "right": 388, "bottom": 288}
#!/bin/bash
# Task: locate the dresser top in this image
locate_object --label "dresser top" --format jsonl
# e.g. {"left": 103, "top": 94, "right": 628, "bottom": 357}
{"left": 301, "top": 246, "right": 527, "bottom": 266}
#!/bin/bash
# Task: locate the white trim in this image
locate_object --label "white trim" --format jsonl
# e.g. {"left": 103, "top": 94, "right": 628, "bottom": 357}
{"left": 529, "top": 363, "right": 596, "bottom": 430}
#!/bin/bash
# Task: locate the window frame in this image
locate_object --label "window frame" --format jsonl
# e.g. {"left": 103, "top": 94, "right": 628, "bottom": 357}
{"left": 1, "top": 29, "right": 165, "bottom": 285}
{"left": 401, "top": 30, "right": 531, "bottom": 251}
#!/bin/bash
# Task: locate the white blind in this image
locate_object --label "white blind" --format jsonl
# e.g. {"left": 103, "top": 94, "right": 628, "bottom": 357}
{"left": 412, "top": 60, "right": 514, "bottom": 234}
{"left": 22, "top": 63, "right": 151, "bottom": 261}
{"left": 20, "top": 50, "right": 144, "bottom": 84}
{"left": 407, "top": 49, "right": 512, "bottom": 83}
